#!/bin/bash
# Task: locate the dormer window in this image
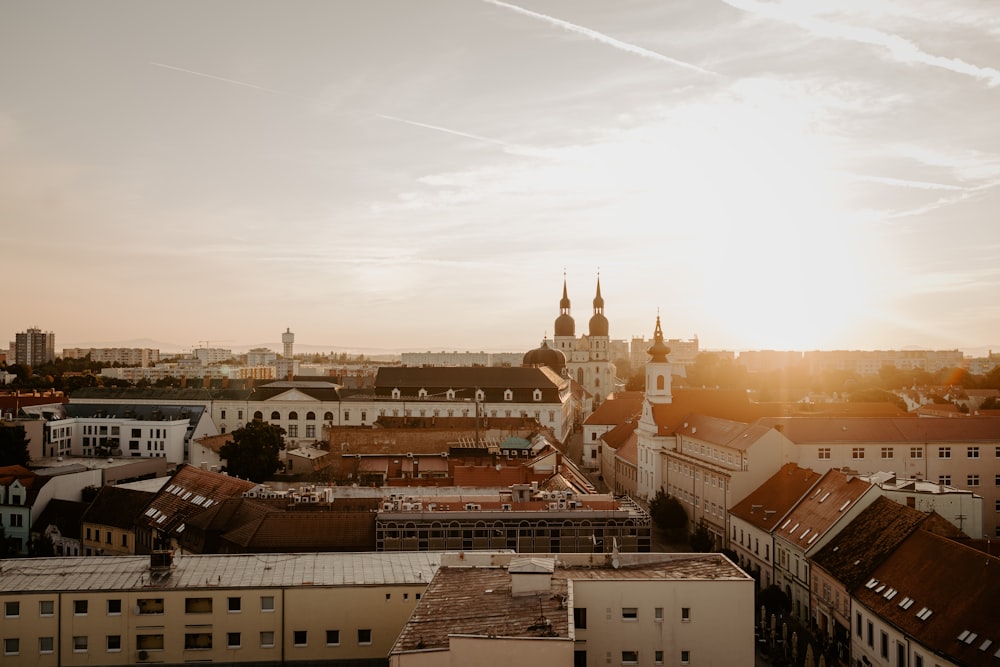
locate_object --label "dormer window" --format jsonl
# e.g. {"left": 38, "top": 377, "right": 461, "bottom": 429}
{"left": 418, "top": 389, "right": 428, "bottom": 399}
{"left": 446, "top": 389, "right": 455, "bottom": 400}
{"left": 475, "top": 389, "right": 485, "bottom": 402}
{"left": 391, "top": 388, "right": 401, "bottom": 400}
{"left": 503, "top": 389, "right": 513, "bottom": 401}
{"left": 533, "top": 389, "right": 542, "bottom": 401}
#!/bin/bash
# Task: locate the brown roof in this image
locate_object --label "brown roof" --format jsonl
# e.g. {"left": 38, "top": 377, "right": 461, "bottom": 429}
{"left": 673, "top": 414, "right": 772, "bottom": 451}
{"left": 135, "top": 464, "right": 256, "bottom": 539}
{"left": 774, "top": 468, "right": 873, "bottom": 553}
{"left": 82, "top": 485, "right": 156, "bottom": 529}
{"left": 193, "top": 433, "right": 232, "bottom": 454}
{"left": 0, "top": 464, "right": 49, "bottom": 503}
{"left": 615, "top": 431, "right": 638, "bottom": 466}
{"left": 811, "top": 497, "right": 962, "bottom": 591}
{"left": 584, "top": 393, "right": 643, "bottom": 426}
{"left": 758, "top": 416, "right": 1000, "bottom": 444}
{"left": 600, "top": 420, "right": 638, "bottom": 449}
{"left": 729, "top": 463, "right": 821, "bottom": 530}
{"left": 32, "top": 498, "right": 88, "bottom": 539}
{"left": 856, "top": 530, "right": 1000, "bottom": 666}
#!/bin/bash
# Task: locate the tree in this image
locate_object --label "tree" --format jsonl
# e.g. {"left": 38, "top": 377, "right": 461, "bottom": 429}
{"left": 219, "top": 421, "right": 286, "bottom": 482}
{"left": 0, "top": 424, "right": 31, "bottom": 466}
{"left": 648, "top": 489, "right": 688, "bottom": 540}
{"left": 759, "top": 584, "right": 791, "bottom": 617}
{"left": 689, "top": 520, "right": 714, "bottom": 552}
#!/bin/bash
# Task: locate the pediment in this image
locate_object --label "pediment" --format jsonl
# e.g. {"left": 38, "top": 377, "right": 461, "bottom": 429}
{"left": 265, "top": 389, "right": 322, "bottom": 403}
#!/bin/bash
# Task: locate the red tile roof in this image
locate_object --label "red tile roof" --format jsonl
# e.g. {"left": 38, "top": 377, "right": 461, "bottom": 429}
{"left": 729, "top": 463, "right": 821, "bottom": 531}
{"left": 774, "top": 468, "right": 873, "bottom": 552}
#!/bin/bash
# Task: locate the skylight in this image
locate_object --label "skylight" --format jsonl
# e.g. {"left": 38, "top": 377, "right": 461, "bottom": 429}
{"left": 898, "top": 597, "right": 911, "bottom": 607}
{"left": 865, "top": 578, "right": 879, "bottom": 589}
{"left": 781, "top": 519, "right": 791, "bottom": 529}
{"left": 884, "top": 589, "right": 897, "bottom": 600}
{"left": 964, "top": 633, "right": 978, "bottom": 645}
{"left": 839, "top": 500, "right": 851, "bottom": 511}
{"left": 979, "top": 639, "right": 992, "bottom": 652}
{"left": 916, "top": 608, "right": 933, "bottom": 621}
{"left": 819, "top": 492, "right": 830, "bottom": 503}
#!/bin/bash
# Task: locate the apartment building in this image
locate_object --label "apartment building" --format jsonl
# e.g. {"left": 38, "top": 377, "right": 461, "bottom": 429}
{"left": 62, "top": 348, "right": 160, "bottom": 367}
{"left": 0, "top": 551, "right": 441, "bottom": 666}
{"left": 389, "top": 551, "right": 754, "bottom": 667}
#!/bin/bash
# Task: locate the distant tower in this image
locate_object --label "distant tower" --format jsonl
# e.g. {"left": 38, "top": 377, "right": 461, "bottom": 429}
{"left": 282, "top": 328, "right": 295, "bottom": 359}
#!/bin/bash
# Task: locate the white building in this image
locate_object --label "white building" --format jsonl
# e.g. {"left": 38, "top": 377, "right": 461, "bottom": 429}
{"left": 551, "top": 276, "right": 620, "bottom": 407}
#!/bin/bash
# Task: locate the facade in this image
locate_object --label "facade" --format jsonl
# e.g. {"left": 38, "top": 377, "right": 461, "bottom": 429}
{"left": 62, "top": 348, "right": 160, "bottom": 367}
{"left": 12, "top": 327, "right": 56, "bottom": 366}
{"left": 0, "top": 551, "right": 441, "bottom": 667}
{"left": 805, "top": 349, "right": 965, "bottom": 376}
{"left": 0, "top": 465, "right": 51, "bottom": 554}
{"left": 581, "top": 392, "right": 642, "bottom": 470}
{"left": 31, "top": 498, "right": 87, "bottom": 556}
{"left": 389, "top": 551, "right": 754, "bottom": 667}
{"left": 772, "top": 468, "right": 881, "bottom": 622}
{"left": 860, "top": 470, "right": 984, "bottom": 538}
{"left": 551, "top": 277, "right": 619, "bottom": 407}
{"left": 81, "top": 485, "right": 156, "bottom": 556}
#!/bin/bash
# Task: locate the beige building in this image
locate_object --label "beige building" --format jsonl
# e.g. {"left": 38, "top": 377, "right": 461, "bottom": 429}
{"left": 390, "top": 551, "right": 754, "bottom": 667}
{"left": 0, "top": 551, "right": 440, "bottom": 666}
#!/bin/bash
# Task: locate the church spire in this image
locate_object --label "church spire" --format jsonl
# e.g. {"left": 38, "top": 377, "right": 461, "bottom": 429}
{"left": 647, "top": 313, "right": 671, "bottom": 363}
{"left": 593, "top": 274, "right": 604, "bottom": 314}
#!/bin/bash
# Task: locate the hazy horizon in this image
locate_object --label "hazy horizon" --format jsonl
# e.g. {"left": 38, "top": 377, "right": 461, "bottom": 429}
{"left": 4, "top": 2, "right": 998, "bottom": 353}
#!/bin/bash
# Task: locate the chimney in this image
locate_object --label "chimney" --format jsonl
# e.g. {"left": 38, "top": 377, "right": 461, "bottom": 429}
{"left": 509, "top": 557, "right": 554, "bottom": 597}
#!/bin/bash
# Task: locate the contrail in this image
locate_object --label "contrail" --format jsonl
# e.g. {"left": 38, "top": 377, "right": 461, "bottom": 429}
{"left": 847, "top": 173, "right": 964, "bottom": 191}
{"left": 376, "top": 113, "right": 513, "bottom": 148}
{"left": 719, "top": 0, "right": 1000, "bottom": 87}
{"left": 149, "top": 61, "right": 301, "bottom": 97}
{"left": 481, "top": 0, "right": 718, "bottom": 77}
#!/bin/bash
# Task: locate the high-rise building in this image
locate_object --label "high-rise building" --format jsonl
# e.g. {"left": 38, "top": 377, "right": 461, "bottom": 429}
{"left": 13, "top": 327, "right": 55, "bottom": 366}
{"left": 282, "top": 328, "right": 295, "bottom": 358}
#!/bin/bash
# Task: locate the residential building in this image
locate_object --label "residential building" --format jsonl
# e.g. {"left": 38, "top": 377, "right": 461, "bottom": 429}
{"left": 62, "top": 347, "right": 160, "bottom": 367}
{"left": 582, "top": 391, "right": 642, "bottom": 470}
{"left": 0, "top": 465, "right": 52, "bottom": 554}
{"left": 729, "top": 463, "right": 822, "bottom": 591}
{"left": 30, "top": 498, "right": 87, "bottom": 556}
{"left": 389, "top": 551, "right": 754, "bottom": 667}
{"left": 81, "top": 485, "right": 156, "bottom": 556}
{"left": 599, "top": 420, "right": 638, "bottom": 494}
{"left": 810, "top": 496, "right": 963, "bottom": 661}
{"left": 851, "top": 529, "right": 1000, "bottom": 667}
{"left": 613, "top": 431, "right": 639, "bottom": 498}
{"left": 11, "top": 327, "right": 55, "bottom": 366}
{"left": 805, "top": 349, "right": 965, "bottom": 376}
{"left": 0, "top": 550, "right": 440, "bottom": 667}
{"left": 860, "top": 470, "right": 984, "bottom": 538}
{"left": 772, "top": 468, "right": 881, "bottom": 622}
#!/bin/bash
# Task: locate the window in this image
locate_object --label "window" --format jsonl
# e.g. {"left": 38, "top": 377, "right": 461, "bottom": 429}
{"left": 326, "top": 630, "right": 340, "bottom": 646}
{"left": 270, "top": 411, "right": 280, "bottom": 420}
{"left": 185, "top": 632, "right": 212, "bottom": 650}
{"left": 852, "top": 447, "right": 865, "bottom": 460}
{"left": 38, "top": 637, "right": 54, "bottom": 654}
{"left": 220, "top": 410, "right": 227, "bottom": 420}
{"left": 288, "top": 424, "right": 298, "bottom": 437}
{"left": 358, "top": 629, "right": 372, "bottom": 645}
{"left": 306, "top": 425, "right": 316, "bottom": 438}
{"left": 227, "top": 632, "right": 241, "bottom": 649}
{"left": 136, "top": 634, "right": 164, "bottom": 651}
{"left": 260, "top": 631, "right": 275, "bottom": 648}
{"left": 73, "top": 636, "right": 88, "bottom": 653}
{"left": 185, "top": 597, "right": 212, "bottom": 613}
{"left": 856, "top": 612, "right": 862, "bottom": 637}
{"left": 939, "top": 475, "right": 952, "bottom": 486}
{"left": 4, "top": 638, "right": 18, "bottom": 656}
{"left": 74, "top": 599, "right": 88, "bottom": 615}
{"left": 818, "top": 447, "right": 831, "bottom": 459}
{"left": 107, "top": 635, "right": 121, "bottom": 652}
{"left": 261, "top": 595, "right": 275, "bottom": 611}
{"left": 39, "top": 600, "right": 54, "bottom": 617}
{"left": 622, "top": 607, "right": 638, "bottom": 620}
{"left": 910, "top": 446, "right": 923, "bottom": 459}
{"left": 228, "top": 596, "right": 241, "bottom": 612}
{"left": 655, "top": 607, "right": 664, "bottom": 622}
{"left": 4, "top": 601, "right": 18, "bottom": 618}
{"left": 681, "top": 650, "right": 691, "bottom": 665}
{"left": 938, "top": 446, "right": 951, "bottom": 459}
{"left": 107, "top": 599, "right": 122, "bottom": 615}
{"left": 880, "top": 631, "right": 888, "bottom": 658}
{"left": 294, "top": 630, "right": 308, "bottom": 647}
{"left": 915, "top": 654, "right": 923, "bottom": 667}
{"left": 968, "top": 474, "right": 980, "bottom": 487}
{"left": 574, "top": 607, "right": 587, "bottom": 629}
{"left": 867, "top": 621, "right": 874, "bottom": 648}
{"left": 137, "top": 598, "right": 164, "bottom": 614}
{"left": 968, "top": 446, "right": 980, "bottom": 458}
{"left": 681, "top": 607, "right": 691, "bottom": 622}
{"left": 622, "top": 650, "right": 639, "bottom": 664}
{"left": 655, "top": 650, "right": 664, "bottom": 665}
{"left": 881, "top": 447, "right": 894, "bottom": 459}
{"left": 995, "top": 474, "right": 1000, "bottom": 486}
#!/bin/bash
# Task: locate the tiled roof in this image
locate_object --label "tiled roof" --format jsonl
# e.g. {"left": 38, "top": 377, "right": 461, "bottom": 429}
{"left": 773, "top": 468, "right": 872, "bottom": 553}
{"left": 584, "top": 394, "right": 643, "bottom": 425}
{"left": 135, "top": 464, "right": 256, "bottom": 539}
{"left": 673, "top": 414, "right": 771, "bottom": 451}
{"left": 615, "top": 432, "right": 638, "bottom": 466}
{"left": 0, "top": 464, "right": 49, "bottom": 503}
{"left": 375, "top": 366, "right": 566, "bottom": 390}
{"left": 856, "top": 530, "right": 1000, "bottom": 666}
{"left": 758, "top": 416, "right": 1000, "bottom": 444}
{"left": 82, "top": 485, "right": 156, "bottom": 529}
{"left": 249, "top": 380, "right": 343, "bottom": 402}
{"left": 729, "top": 463, "right": 821, "bottom": 531}
{"left": 0, "top": 552, "right": 441, "bottom": 592}
{"left": 811, "top": 496, "right": 960, "bottom": 591}
{"left": 601, "top": 420, "right": 638, "bottom": 449}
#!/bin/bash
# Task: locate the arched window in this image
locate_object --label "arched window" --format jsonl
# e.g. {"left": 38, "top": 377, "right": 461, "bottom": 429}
{"left": 503, "top": 389, "right": 513, "bottom": 401}
{"left": 418, "top": 388, "right": 428, "bottom": 399}
{"left": 306, "top": 412, "right": 316, "bottom": 420}
{"left": 270, "top": 411, "right": 280, "bottom": 420}
{"left": 475, "top": 389, "right": 485, "bottom": 401}
{"left": 323, "top": 411, "right": 334, "bottom": 421}
{"left": 288, "top": 411, "right": 298, "bottom": 420}
{"left": 392, "top": 388, "right": 401, "bottom": 399}
{"left": 446, "top": 389, "right": 455, "bottom": 400}
{"left": 533, "top": 389, "right": 542, "bottom": 401}
{"left": 253, "top": 411, "right": 263, "bottom": 421}
{"left": 657, "top": 374, "right": 665, "bottom": 390}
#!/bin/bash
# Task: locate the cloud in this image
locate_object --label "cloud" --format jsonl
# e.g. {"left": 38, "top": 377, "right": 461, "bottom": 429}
{"left": 719, "top": 0, "right": 1000, "bottom": 86}
{"left": 481, "top": 0, "right": 719, "bottom": 76}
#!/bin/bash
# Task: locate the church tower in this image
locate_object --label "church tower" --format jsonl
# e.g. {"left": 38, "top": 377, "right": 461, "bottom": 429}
{"left": 644, "top": 314, "right": 673, "bottom": 406}
{"left": 553, "top": 275, "right": 576, "bottom": 359}
{"left": 637, "top": 314, "right": 672, "bottom": 500}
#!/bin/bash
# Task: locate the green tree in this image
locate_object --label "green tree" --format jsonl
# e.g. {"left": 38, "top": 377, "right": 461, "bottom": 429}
{"left": 689, "top": 520, "right": 714, "bottom": 552}
{"left": 220, "top": 421, "right": 286, "bottom": 482}
{"left": 0, "top": 424, "right": 31, "bottom": 466}
{"left": 648, "top": 489, "right": 688, "bottom": 540}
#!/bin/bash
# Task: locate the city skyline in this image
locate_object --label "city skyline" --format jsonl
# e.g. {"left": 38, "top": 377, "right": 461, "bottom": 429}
{"left": 3, "top": 2, "right": 998, "bottom": 353}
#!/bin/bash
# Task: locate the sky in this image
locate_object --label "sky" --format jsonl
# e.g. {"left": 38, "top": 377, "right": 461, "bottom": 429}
{"left": 2, "top": 1, "right": 999, "bottom": 355}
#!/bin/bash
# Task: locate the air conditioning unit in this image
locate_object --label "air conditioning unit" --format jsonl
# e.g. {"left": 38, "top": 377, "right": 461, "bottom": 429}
{"left": 548, "top": 502, "right": 559, "bottom": 510}
{"left": 501, "top": 503, "right": 512, "bottom": 511}
{"left": 381, "top": 502, "right": 394, "bottom": 511}
{"left": 137, "top": 650, "right": 149, "bottom": 661}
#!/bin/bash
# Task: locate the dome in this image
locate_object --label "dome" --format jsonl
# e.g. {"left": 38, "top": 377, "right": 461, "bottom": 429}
{"left": 647, "top": 315, "right": 671, "bottom": 362}
{"left": 588, "top": 313, "right": 609, "bottom": 337}
{"left": 554, "top": 313, "right": 575, "bottom": 337}
{"left": 523, "top": 340, "right": 567, "bottom": 373}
